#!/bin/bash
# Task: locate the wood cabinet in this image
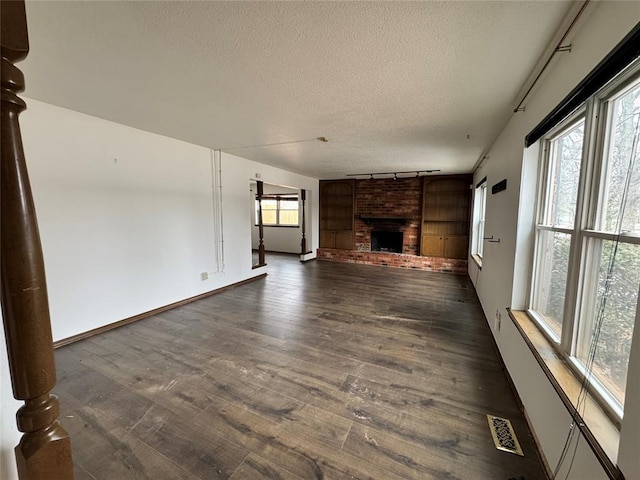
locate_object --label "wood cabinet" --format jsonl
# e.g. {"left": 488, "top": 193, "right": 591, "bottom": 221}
{"left": 319, "top": 180, "right": 355, "bottom": 249}
{"left": 420, "top": 176, "right": 471, "bottom": 259}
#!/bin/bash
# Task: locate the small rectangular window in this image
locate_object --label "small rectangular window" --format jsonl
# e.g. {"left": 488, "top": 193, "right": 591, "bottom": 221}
{"left": 256, "top": 194, "right": 299, "bottom": 226}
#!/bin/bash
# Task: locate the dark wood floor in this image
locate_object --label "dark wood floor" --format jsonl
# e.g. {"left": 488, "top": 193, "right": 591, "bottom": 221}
{"left": 54, "top": 253, "right": 547, "bottom": 480}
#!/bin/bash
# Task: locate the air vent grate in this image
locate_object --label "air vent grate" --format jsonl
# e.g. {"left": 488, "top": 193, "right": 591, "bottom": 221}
{"left": 487, "top": 415, "right": 524, "bottom": 456}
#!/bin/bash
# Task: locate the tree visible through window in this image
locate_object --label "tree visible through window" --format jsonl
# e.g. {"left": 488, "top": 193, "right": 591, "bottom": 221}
{"left": 532, "top": 119, "right": 585, "bottom": 339}
{"left": 529, "top": 68, "right": 640, "bottom": 419}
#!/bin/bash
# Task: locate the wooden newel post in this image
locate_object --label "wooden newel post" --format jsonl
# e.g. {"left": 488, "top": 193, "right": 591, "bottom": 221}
{"left": 300, "top": 189, "right": 308, "bottom": 255}
{"left": 1, "top": 1, "right": 74, "bottom": 478}
{"left": 256, "top": 181, "right": 266, "bottom": 266}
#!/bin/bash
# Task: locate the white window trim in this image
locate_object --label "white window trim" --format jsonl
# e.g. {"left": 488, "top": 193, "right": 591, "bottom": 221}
{"left": 255, "top": 194, "right": 300, "bottom": 227}
{"left": 527, "top": 61, "right": 640, "bottom": 425}
{"left": 472, "top": 178, "right": 487, "bottom": 267}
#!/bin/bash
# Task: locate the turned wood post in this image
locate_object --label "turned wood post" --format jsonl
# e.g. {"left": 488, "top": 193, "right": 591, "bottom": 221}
{"left": 300, "top": 189, "right": 308, "bottom": 254}
{"left": 1, "top": 1, "right": 74, "bottom": 478}
{"left": 256, "top": 181, "right": 266, "bottom": 266}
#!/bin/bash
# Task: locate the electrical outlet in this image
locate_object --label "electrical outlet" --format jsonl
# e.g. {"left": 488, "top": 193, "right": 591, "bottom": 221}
{"left": 200, "top": 272, "right": 208, "bottom": 281}
{"left": 494, "top": 309, "right": 501, "bottom": 331}
{"left": 497, "top": 311, "right": 502, "bottom": 332}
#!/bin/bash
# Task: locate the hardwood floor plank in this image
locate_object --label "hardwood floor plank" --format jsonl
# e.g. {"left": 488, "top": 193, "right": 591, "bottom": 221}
{"left": 128, "top": 403, "right": 249, "bottom": 480}
{"left": 278, "top": 403, "right": 353, "bottom": 450}
{"left": 193, "top": 397, "right": 326, "bottom": 479}
{"left": 60, "top": 407, "right": 199, "bottom": 480}
{"left": 53, "top": 253, "right": 547, "bottom": 480}
{"left": 193, "top": 396, "right": 408, "bottom": 480}
{"left": 228, "top": 453, "right": 303, "bottom": 480}
{"left": 74, "top": 464, "right": 98, "bottom": 480}
{"left": 340, "top": 373, "right": 522, "bottom": 422}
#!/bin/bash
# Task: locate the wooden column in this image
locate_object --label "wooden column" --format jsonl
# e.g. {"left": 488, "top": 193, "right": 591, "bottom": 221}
{"left": 1, "top": 1, "right": 74, "bottom": 478}
{"left": 300, "top": 189, "right": 310, "bottom": 255}
{"left": 256, "top": 181, "right": 266, "bottom": 266}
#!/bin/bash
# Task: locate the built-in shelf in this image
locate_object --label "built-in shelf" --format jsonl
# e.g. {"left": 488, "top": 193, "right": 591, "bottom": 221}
{"left": 421, "top": 176, "right": 471, "bottom": 259}
{"left": 357, "top": 215, "right": 407, "bottom": 225}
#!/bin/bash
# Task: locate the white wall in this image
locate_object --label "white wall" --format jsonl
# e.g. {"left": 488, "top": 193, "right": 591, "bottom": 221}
{"left": 0, "top": 99, "right": 319, "bottom": 478}
{"left": 470, "top": 3, "right": 640, "bottom": 479}
{"left": 1, "top": 319, "right": 22, "bottom": 480}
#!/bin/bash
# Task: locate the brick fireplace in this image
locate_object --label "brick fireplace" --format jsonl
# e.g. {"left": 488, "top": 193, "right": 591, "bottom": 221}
{"left": 354, "top": 177, "right": 422, "bottom": 254}
{"left": 317, "top": 176, "right": 468, "bottom": 274}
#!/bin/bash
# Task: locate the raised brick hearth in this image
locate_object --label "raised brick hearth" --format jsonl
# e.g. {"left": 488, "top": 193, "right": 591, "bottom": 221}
{"left": 317, "top": 248, "right": 468, "bottom": 274}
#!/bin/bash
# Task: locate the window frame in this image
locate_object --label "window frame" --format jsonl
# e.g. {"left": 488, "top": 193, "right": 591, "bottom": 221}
{"left": 527, "top": 61, "right": 640, "bottom": 424}
{"left": 472, "top": 178, "right": 487, "bottom": 265}
{"left": 255, "top": 193, "right": 300, "bottom": 227}
{"left": 529, "top": 110, "right": 587, "bottom": 346}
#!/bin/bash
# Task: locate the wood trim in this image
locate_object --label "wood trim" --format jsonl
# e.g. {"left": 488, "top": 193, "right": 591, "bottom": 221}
{"left": 525, "top": 23, "right": 640, "bottom": 147}
{"left": 300, "top": 188, "right": 308, "bottom": 254}
{"left": 470, "top": 253, "right": 483, "bottom": 270}
{"left": 53, "top": 274, "right": 267, "bottom": 349}
{"left": 257, "top": 225, "right": 300, "bottom": 229}
{"left": 507, "top": 309, "right": 624, "bottom": 480}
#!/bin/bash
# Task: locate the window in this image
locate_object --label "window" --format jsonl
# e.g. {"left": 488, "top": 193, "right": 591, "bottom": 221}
{"left": 472, "top": 179, "right": 488, "bottom": 261}
{"left": 256, "top": 194, "right": 299, "bottom": 226}
{"left": 529, "top": 66, "right": 640, "bottom": 420}
{"left": 531, "top": 118, "right": 585, "bottom": 340}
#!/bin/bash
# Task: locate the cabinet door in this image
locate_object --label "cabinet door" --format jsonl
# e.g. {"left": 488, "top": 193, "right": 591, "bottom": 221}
{"left": 320, "top": 231, "right": 336, "bottom": 249}
{"left": 444, "top": 236, "right": 468, "bottom": 259}
{"left": 335, "top": 231, "right": 354, "bottom": 250}
{"left": 421, "top": 235, "right": 444, "bottom": 257}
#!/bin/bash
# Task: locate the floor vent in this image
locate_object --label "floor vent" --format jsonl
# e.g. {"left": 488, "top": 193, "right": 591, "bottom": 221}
{"left": 487, "top": 415, "right": 524, "bottom": 456}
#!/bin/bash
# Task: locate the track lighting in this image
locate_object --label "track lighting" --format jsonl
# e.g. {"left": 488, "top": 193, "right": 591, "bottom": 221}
{"left": 347, "top": 169, "right": 440, "bottom": 179}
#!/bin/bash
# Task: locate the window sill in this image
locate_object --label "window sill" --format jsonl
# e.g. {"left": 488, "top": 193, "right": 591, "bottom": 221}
{"left": 507, "top": 309, "right": 623, "bottom": 480}
{"left": 471, "top": 253, "right": 482, "bottom": 269}
{"left": 254, "top": 225, "right": 300, "bottom": 228}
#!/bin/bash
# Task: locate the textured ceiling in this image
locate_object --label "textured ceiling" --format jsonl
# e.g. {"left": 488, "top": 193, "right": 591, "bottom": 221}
{"left": 21, "top": 1, "right": 574, "bottom": 179}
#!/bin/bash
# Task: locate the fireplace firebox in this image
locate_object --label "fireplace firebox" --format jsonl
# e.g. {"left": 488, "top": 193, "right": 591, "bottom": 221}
{"left": 371, "top": 231, "right": 403, "bottom": 253}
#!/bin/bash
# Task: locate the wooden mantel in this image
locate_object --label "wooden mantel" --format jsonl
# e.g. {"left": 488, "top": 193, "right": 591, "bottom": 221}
{"left": 357, "top": 215, "right": 408, "bottom": 225}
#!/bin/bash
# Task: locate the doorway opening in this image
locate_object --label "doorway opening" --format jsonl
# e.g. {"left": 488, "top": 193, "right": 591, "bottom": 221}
{"left": 250, "top": 181, "right": 309, "bottom": 268}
